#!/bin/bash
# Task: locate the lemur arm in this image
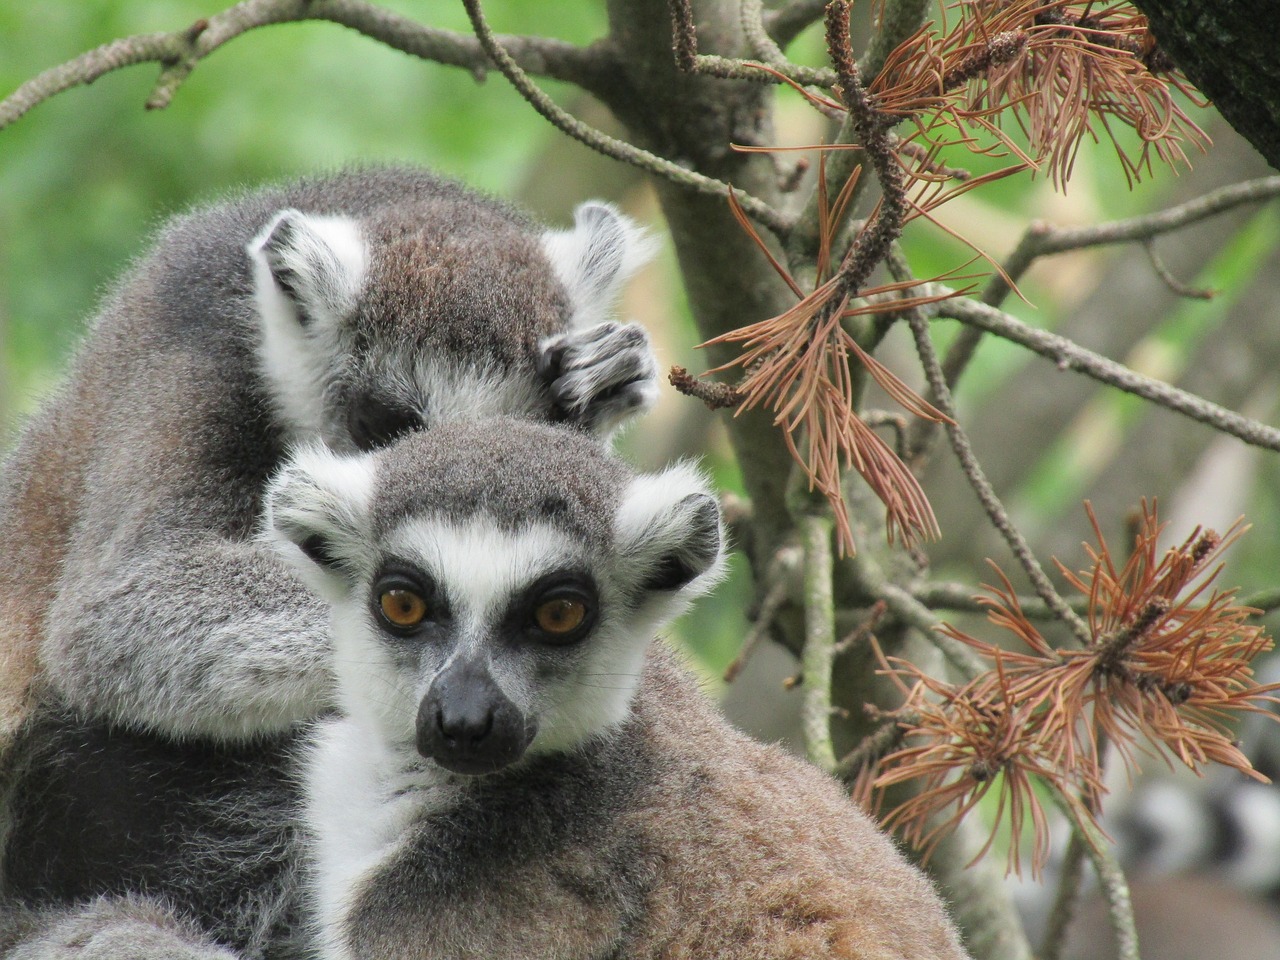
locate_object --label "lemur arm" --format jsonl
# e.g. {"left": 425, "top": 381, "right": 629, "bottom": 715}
{"left": 38, "top": 362, "right": 332, "bottom": 741}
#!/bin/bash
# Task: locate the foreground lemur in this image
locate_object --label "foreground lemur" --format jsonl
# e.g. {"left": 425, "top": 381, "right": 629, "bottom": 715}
{"left": 267, "top": 418, "right": 972, "bottom": 960}
{"left": 0, "top": 168, "right": 657, "bottom": 957}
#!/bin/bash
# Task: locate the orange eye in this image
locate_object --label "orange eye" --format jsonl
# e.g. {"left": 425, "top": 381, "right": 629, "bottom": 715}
{"left": 379, "top": 588, "right": 428, "bottom": 628}
{"left": 534, "top": 598, "right": 587, "bottom": 636}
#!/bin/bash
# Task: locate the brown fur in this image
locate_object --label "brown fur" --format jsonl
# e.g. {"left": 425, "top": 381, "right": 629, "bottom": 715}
{"left": 344, "top": 646, "right": 971, "bottom": 960}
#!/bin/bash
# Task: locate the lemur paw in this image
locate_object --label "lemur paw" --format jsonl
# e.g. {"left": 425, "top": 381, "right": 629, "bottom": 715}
{"left": 539, "top": 321, "right": 658, "bottom": 435}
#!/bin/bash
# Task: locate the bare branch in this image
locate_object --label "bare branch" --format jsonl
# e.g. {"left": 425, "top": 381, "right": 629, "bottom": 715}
{"left": 1053, "top": 796, "right": 1141, "bottom": 960}
{"left": 764, "top": 0, "right": 829, "bottom": 50}
{"left": 914, "top": 581, "right": 1089, "bottom": 621}
{"left": 0, "top": 0, "right": 611, "bottom": 130}
{"left": 847, "top": 550, "right": 987, "bottom": 679}
{"left": 938, "top": 294, "right": 1280, "bottom": 453}
{"left": 668, "top": 0, "right": 837, "bottom": 87}
{"left": 908, "top": 174, "right": 1280, "bottom": 461}
{"left": 466, "top": 0, "right": 791, "bottom": 237}
{"left": 786, "top": 0, "right": 934, "bottom": 267}
{"left": 1040, "top": 827, "right": 1089, "bottom": 960}
{"left": 724, "top": 545, "right": 801, "bottom": 684}
{"left": 887, "top": 251, "right": 1094, "bottom": 647}
{"left": 982, "top": 174, "right": 1280, "bottom": 308}
{"left": 1142, "top": 240, "right": 1214, "bottom": 300}
{"left": 800, "top": 513, "right": 839, "bottom": 771}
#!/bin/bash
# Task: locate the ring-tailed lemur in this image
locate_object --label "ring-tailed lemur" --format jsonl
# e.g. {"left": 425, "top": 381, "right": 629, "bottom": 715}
{"left": 0, "top": 167, "right": 658, "bottom": 958}
{"left": 0, "top": 166, "right": 656, "bottom": 746}
{"left": 266, "top": 418, "right": 973, "bottom": 960}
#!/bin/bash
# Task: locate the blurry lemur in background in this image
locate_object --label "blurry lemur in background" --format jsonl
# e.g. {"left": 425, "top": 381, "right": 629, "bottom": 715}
{"left": 0, "top": 167, "right": 658, "bottom": 958}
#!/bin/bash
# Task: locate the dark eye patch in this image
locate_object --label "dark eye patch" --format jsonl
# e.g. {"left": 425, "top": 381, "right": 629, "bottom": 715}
{"left": 369, "top": 561, "right": 450, "bottom": 638}
{"left": 347, "top": 396, "right": 423, "bottom": 452}
{"left": 504, "top": 569, "right": 599, "bottom": 647}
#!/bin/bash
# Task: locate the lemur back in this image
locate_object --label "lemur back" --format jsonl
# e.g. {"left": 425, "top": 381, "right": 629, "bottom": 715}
{"left": 270, "top": 419, "right": 972, "bottom": 960}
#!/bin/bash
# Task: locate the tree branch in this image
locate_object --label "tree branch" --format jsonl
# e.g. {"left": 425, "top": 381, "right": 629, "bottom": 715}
{"left": 1039, "top": 830, "right": 1089, "bottom": 960}
{"left": 847, "top": 551, "right": 987, "bottom": 679}
{"left": 914, "top": 581, "right": 1089, "bottom": 621}
{"left": 938, "top": 294, "right": 1280, "bottom": 453}
{"left": 0, "top": 0, "right": 612, "bottom": 130}
{"left": 466, "top": 0, "right": 791, "bottom": 237}
{"left": 764, "top": 0, "right": 829, "bottom": 50}
{"left": 800, "top": 513, "right": 839, "bottom": 771}
{"left": 888, "top": 253, "right": 1095, "bottom": 647}
{"left": 908, "top": 174, "right": 1280, "bottom": 460}
{"left": 982, "top": 174, "right": 1280, "bottom": 308}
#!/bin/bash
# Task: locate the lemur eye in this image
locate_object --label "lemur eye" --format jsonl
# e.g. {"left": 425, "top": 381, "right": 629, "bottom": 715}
{"left": 379, "top": 589, "right": 428, "bottom": 629}
{"left": 533, "top": 598, "right": 587, "bottom": 637}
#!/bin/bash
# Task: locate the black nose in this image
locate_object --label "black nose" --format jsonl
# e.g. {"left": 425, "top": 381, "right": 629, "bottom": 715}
{"left": 416, "top": 659, "right": 536, "bottom": 774}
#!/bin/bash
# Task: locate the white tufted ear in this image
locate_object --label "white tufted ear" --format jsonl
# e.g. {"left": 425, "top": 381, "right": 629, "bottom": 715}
{"left": 248, "top": 209, "right": 367, "bottom": 328}
{"left": 613, "top": 462, "right": 725, "bottom": 600}
{"left": 247, "top": 210, "right": 367, "bottom": 436}
{"left": 541, "top": 202, "right": 657, "bottom": 328}
{"left": 263, "top": 443, "right": 377, "bottom": 600}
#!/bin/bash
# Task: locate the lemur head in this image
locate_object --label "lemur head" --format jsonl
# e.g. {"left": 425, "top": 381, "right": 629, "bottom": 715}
{"left": 266, "top": 419, "right": 723, "bottom": 774}
{"left": 247, "top": 193, "right": 651, "bottom": 452}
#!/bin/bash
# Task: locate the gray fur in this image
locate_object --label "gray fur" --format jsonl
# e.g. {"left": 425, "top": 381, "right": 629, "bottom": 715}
{"left": 0, "top": 169, "right": 657, "bottom": 957}
{"left": 270, "top": 419, "right": 971, "bottom": 960}
{"left": 0, "top": 166, "right": 657, "bottom": 742}
{"left": 0, "top": 897, "right": 239, "bottom": 960}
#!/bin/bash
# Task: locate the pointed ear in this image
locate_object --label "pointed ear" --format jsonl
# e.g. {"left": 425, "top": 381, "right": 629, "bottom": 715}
{"left": 247, "top": 209, "right": 367, "bottom": 328}
{"left": 541, "top": 202, "right": 657, "bottom": 328}
{"left": 614, "top": 463, "right": 725, "bottom": 601}
{"left": 263, "top": 443, "right": 376, "bottom": 597}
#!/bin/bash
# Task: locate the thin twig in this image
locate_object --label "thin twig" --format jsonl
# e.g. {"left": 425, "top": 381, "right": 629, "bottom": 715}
{"left": 983, "top": 175, "right": 1280, "bottom": 310}
{"left": 834, "top": 709, "right": 913, "bottom": 780}
{"left": 740, "top": 0, "right": 786, "bottom": 65}
{"left": 1039, "top": 825, "right": 1089, "bottom": 960}
{"left": 888, "top": 252, "right": 1094, "bottom": 646}
{"left": 1054, "top": 795, "right": 1140, "bottom": 960}
{"left": 668, "top": 0, "right": 836, "bottom": 87}
{"left": 914, "top": 581, "right": 1089, "bottom": 620}
{"left": 764, "top": 0, "right": 830, "bottom": 49}
{"left": 464, "top": 0, "right": 791, "bottom": 238}
{"left": 724, "top": 546, "right": 801, "bottom": 683}
{"left": 1042, "top": 732, "right": 1111, "bottom": 960}
{"left": 909, "top": 174, "right": 1280, "bottom": 459}
{"left": 1142, "top": 240, "right": 1214, "bottom": 300}
{"left": 785, "top": 0, "right": 933, "bottom": 268}
{"left": 0, "top": 0, "right": 610, "bottom": 129}
{"left": 800, "top": 512, "right": 839, "bottom": 771}
{"left": 848, "top": 551, "right": 987, "bottom": 679}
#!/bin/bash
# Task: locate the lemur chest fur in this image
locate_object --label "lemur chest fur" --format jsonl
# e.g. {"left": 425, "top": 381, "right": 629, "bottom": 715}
{"left": 307, "top": 713, "right": 656, "bottom": 960}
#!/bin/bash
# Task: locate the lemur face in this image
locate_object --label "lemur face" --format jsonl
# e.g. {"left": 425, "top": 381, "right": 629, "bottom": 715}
{"left": 266, "top": 420, "right": 723, "bottom": 773}
{"left": 246, "top": 201, "right": 658, "bottom": 452}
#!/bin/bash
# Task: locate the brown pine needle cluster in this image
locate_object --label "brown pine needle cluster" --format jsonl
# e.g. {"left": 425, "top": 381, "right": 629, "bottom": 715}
{"left": 866, "top": 501, "right": 1279, "bottom": 877}
{"left": 701, "top": 173, "right": 953, "bottom": 553}
{"left": 871, "top": 0, "right": 1210, "bottom": 186}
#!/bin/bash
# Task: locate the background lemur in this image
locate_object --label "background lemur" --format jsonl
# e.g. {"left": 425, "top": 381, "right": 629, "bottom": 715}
{"left": 0, "top": 167, "right": 657, "bottom": 957}
{"left": 0, "top": 165, "right": 655, "bottom": 746}
{"left": 268, "top": 418, "right": 973, "bottom": 960}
